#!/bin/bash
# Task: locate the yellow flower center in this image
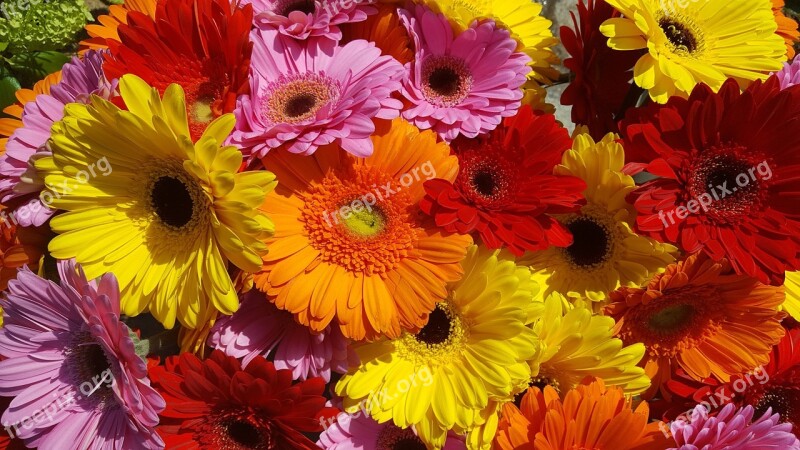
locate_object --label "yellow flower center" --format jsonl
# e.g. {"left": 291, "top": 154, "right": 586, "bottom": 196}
{"left": 341, "top": 206, "right": 386, "bottom": 238}
{"left": 191, "top": 96, "right": 215, "bottom": 125}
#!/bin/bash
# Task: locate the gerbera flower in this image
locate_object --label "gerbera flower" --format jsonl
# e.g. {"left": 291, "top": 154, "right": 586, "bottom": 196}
{"left": 774, "top": 0, "right": 800, "bottom": 60}
{"left": 231, "top": 27, "right": 404, "bottom": 158}
{"left": 208, "top": 288, "right": 356, "bottom": 382}
{"left": 253, "top": 118, "right": 471, "bottom": 340}
{"left": 776, "top": 57, "right": 800, "bottom": 90}
{"left": 561, "top": 0, "right": 644, "bottom": 140}
{"left": 335, "top": 246, "right": 539, "bottom": 448}
{"left": 423, "top": 0, "right": 560, "bottom": 84}
{"left": 605, "top": 253, "right": 786, "bottom": 400}
{"left": 520, "top": 132, "right": 676, "bottom": 302}
{"left": 103, "top": 0, "right": 252, "bottom": 142}
{"left": 420, "top": 107, "right": 584, "bottom": 256}
{"left": 246, "top": 0, "right": 373, "bottom": 40}
{"left": 669, "top": 404, "right": 800, "bottom": 449}
{"left": 79, "top": 0, "right": 157, "bottom": 52}
{"left": 38, "top": 74, "right": 276, "bottom": 333}
{"left": 785, "top": 272, "right": 800, "bottom": 321}
{"left": 0, "top": 261, "right": 165, "bottom": 449}
{"left": 340, "top": 2, "right": 414, "bottom": 65}
{"left": 533, "top": 292, "right": 651, "bottom": 395}
{"left": 622, "top": 78, "right": 800, "bottom": 285}
{"left": 600, "top": 0, "right": 786, "bottom": 102}
{"left": 495, "top": 379, "right": 670, "bottom": 450}
{"left": 399, "top": 4, "right": 531, "bottom": 142}
{"left": 318, "top": 413, "right": 466, "bottom": 450}
{"left": 0, "top": 50, "right": 114, "bottom": 227}
{"left": 151, "top": 350, "right": 337, "bottom": 449}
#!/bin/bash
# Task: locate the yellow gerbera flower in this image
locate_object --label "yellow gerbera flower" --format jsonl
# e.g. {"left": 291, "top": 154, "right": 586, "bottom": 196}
{"left": 424, "top": 0, "right": 560, "bottom": 84}
{"left": 533, "top": 292, "right": 651, "bottom": 395}
{"left": 783, "top": 271, "right": 800, "bottom": 321}
{"left": 600, "top": 0, "right": 785, "bottom": 103}
{"left": 520, "top": 133, "right": 676, "bottom": 303}
{"left": 335, "top": 246, "right": 540, "bottom": 449}
{"left": 38, "top": 74, "right": 276, "bottom": 334}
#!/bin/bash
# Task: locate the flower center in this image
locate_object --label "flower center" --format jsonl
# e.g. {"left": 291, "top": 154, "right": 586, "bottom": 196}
{"left": 191, "top": 95, "right": 216, "bottom": 125}
{"left": 648, "top": 304, "right": 695, "bottom": 332}
{"left": 472, "top": 169, "right": 498, "bottom": 197}
{"left": 341, "top": 205, "right": 386, "bottom": 238}
{"left": 226, "top": 419, "right": 266, "bottom": 448}
{"left": 454, "top": 144, "right": 516, "bottom": 207}
{"left": 151, "top": 176, "right": 195, "bottom": 228}
{"left": 421, "top": 55, "right": 472, "bottom": 107}
{"left": 397, "top": 301, "right": 468, "bottom": 365}
{"left": 263, "top": 74, "right": 339, "bottom": 125}
{"left": 659, "top": 18, "right": 698, "bottom": 53}
{"left": 563, "top": 217, "right": 612, "bottom": 267}
{"left": 65, "top": 332, "right": 115, "bottom": 405}
{"left": 275, "top": 0, "right": 316, "bottom": 16}
{"left": 376, "top": 424, "right": 427, "bottom": 450}
{"left": 754, "top": 387, "right": 800, "bottom": 427}
{"left": 204, "top": 411, "right": 275, "bottom": 449}
{"left": 415, "top": 305, "right": 451, "bottom": 345}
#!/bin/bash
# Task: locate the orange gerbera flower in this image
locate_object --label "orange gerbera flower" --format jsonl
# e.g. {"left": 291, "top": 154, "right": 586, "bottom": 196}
{"left": 254, "top": 119, "right": 472, "bottom": 340}
{"left": 341, "top": 2, "right": 414, "bottom": 65}
{"left": 0, "top": 72, "right": 61, "bottom": 154}
{"left": 0, "top": 217, "right": 47, "bottom": 291}
{"left": 495, "top": 379, "right": 670, "bottom": 450}
{"left": 103, "top": 0, "right": 253, "bottom": 141}
{"left": 606, "top": 253, "right": 786, "bottom": 400}
{"left": 774, "top": 0, "right": 800, "bottom": 59}
{"left": 79, "top": 0, "right": 157, "bottom": 52}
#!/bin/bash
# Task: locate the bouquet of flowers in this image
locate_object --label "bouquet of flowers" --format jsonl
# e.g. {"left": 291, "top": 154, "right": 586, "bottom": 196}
{"left": 0, "top": 0, "right": 799, "bottom": 448}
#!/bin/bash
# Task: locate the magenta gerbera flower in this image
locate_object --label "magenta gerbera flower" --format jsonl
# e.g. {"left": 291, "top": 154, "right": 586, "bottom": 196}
{"left": 669, "top": 404, "right": 800, "bottom": 450}
{"left": 317, "top": 413, "right": 466, "bottom": 450}
{"left": 230, "top": 28, "right": 404, "bottom": 159}
{"left": 776, "top": 58, "right": 800, "bottom": 90}
{"left": 245, "top": 0, "right": 374, "bottom": 40}
{"left": 207, "top": 289, "right": 356, "bottom": 382}
{"left": 398, "top": 4, "right": 531, "bottom": 142}
{"left": 0, "top": 50, "right": 115, "bottom": 227}
{"left": 0, "top": 261, "right": 165, "bottom": 450}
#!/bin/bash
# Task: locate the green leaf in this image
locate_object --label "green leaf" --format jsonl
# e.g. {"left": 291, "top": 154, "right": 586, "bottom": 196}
{"left": 6, "top": 51, "right": 70, "bottom": 87}
{"left": 0, "top": 75, "right": 21, "bottom": 112}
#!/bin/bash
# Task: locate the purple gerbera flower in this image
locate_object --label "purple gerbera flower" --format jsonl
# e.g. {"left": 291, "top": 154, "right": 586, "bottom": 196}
{"left": 208, "top": 289, "right": 356, "bottom": 382}
{"left": 245, "top": 0, "right": 375, "bottom": 40}
{"left": 776, "top": 57, "right": 800, "bottom": 90}
{"left": 0, "top": 261, "right": 165, "bottom": 450}
{"left": 0, "top": 50, "right": 116, "bottom": 227}
{"left": 230, "top": 28, "right": 404, "bottom": 159}
{"left": 669, "top": 404, "right": 800, "bottom": 450}
{"left": 398, "top": 4, "right": 531, "bottom": 142}
{"left": 318, "top": 413, "right": 466, "bottom": 450}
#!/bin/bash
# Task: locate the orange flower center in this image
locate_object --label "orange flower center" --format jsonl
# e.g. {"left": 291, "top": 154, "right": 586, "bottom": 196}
{"left": 618, "top": 286, "right": 725, "bottom": 358}
{"left": 300, "top": 165, "right": 416, "bottom": 275}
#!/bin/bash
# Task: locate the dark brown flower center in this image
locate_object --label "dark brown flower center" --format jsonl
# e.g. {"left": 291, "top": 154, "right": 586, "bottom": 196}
{"left": 688, "top": 149, "right": 768, "bottom": 221}
{"left": 472, "top": 169, "right": 498, "bottom": 197}
{"left": 415, "top": 305, "right": 452, "bottom": 346}
{"left": 564, "top": 217, "right": 611, "bottom": 267}
{"left": 66, "top": 332, "right": 115, "bottom": 405}
{"left": 226, "top": 419, "right": 266, "bottom": 449}
{"left": 377, "top": 424, "right": 427, "bottom": 450}
{"left": 421, "top": 56, "right": 472, "bottom": 106}
{"left": 151, "top": 176, "right": 195, "bottom": 228}
{"left": 659, "top": 18, "right": 697, "bottom": 52}
{"left": 276, "top": 0, "right": 316, "bottom": 16}
{"left": 284, "top": 93, "right": 318, "bottom": 119}
{"left": 754, "top": 387, "right": 800, "bottom": 427}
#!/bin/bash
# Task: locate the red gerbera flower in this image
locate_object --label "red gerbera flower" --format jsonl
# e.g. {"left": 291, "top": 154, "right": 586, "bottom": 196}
{"left": 150, "top": 350, "right": 337, "bottom": 449}
{"left": 560, "top": 0, "right": 643, "bottom": 140}
{"left": 621, "top": 78, "right": 800, "bottom": 285}
{"left": 419, "top": 106, "right": 585, "bottom": 256}
{"left": 103, "top": 0, "right": 253, "bottom": 141}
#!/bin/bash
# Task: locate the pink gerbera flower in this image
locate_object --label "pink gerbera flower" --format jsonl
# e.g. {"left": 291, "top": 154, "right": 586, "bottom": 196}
{"left": 776, "top": 58, "right": 800, "bottom": 90}
{"left": 230, "top": 28, "right": 404, "bottom": 159}
{"left": 318, "top": 413, "right": 466, "bottom": 450}
{"left": 0, "top": 51, "right": 115, "bottom": 227}
{"left": 0, "top": 261, "right": 165, "bottom": 449}
{"left": 398, "top": 4, "right": 531, "bottom": 142}
{"left": 669, "top": 404, "right": 800, "bottom": 450}
{"left": 208, "top": 289, "right": 356, "bottom": 382}
{"left": 245, "top": 0, "right": 374, "bottom": 40}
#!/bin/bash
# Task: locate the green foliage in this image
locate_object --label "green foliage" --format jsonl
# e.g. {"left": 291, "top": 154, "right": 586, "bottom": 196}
{"left": 0, "top": 0, "right": 92, "bottom": 53}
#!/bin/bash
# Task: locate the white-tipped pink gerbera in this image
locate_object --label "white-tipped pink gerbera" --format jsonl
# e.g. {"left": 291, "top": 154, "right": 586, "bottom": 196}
{"left": 398, "top": 4, "right": 531, "bottom": 142}
{"left": 245, "top": 0, "right": 374, "bottom": 40}
{"left": 0, "top": 50, "right": 115, "bottom": 227}
{"left": 207, "top": 289, "right": 357, "bottom": 382}
{"left": 230, "top": 28, "right": 404, "bottom": 159}
{"left": 669, "top": 404, "right": 800, "bottom": 450}
{"left": 0, "top": 261, "right": 165, "bottom": 450}
{"left": 317, "top": 412, "right": 466, "bottom": 450}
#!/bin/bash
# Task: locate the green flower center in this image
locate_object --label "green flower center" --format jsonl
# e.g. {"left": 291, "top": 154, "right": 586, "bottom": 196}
{"left": 648, "top": 303, "right": 695, "bottom": 332}
{"left": 342, "top": 207, "right": 386, "bottom": 238}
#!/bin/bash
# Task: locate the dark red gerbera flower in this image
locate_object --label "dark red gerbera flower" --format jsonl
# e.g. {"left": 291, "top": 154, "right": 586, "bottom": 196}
{"left": 560, "top": 0, "right": 644, "bottom": 141}
{"left": 103, "top": 0, "right": 253, "bottom": 141}
{"left": 150, "top": 350, "right": 338, "bottom": 449}
{"left": 419, "top": 106, "right": 586, "bottom": 256}
{"left": 621, "top": 78, "right": 800, "bottom": 285}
